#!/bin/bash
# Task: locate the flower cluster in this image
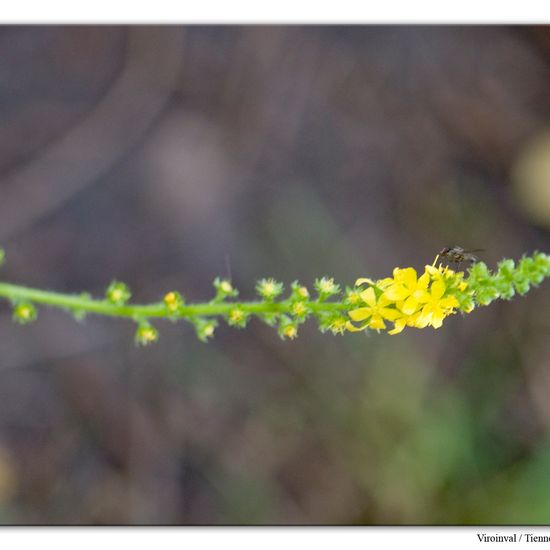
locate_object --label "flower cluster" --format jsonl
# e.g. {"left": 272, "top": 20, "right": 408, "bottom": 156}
{"left": 346, "top": 251, "right": 550, "bottom": 335}
{"left": 346, "top": 262, "right": 467, "bottom": 334}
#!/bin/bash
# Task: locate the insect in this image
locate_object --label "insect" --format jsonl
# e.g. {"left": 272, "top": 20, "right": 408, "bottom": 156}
{"left": 438, "top": 246, "right": 483, "bottom": 268}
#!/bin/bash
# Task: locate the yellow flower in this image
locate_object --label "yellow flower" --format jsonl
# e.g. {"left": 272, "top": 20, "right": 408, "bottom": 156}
{"left": 348, "top": 287, "right": 401, "bottom": 331}
{"left": 329, "top": 318, "right": 347, "bottom": 335}
{"left": 319, "top": 279, "right": 335, "bottom": 292}
{"left": 140, "top": 327, "right": 158, "bottom": 342}
{"left": 315, "top": 277, "right": 340, "bottom": 297}
{"left": 346, "top": 289, "right": 362, "bottom": 305}
{"left": 283, "top": 325, "right": 298, "bottom": 339}
{"left": 135, "top": 323, "right": 159, "bottom": 346}
{"left": 164, "top": 291, "right": 184, "bottom": 313}
{"left": 413, "top": 279, "right": 459, "bottom": 329}
{"left": 256, "top": 278, "right": 283, "bottom": 299}
{"left": 13, "top": 302, "right": 37, "bottom": 324}
{"left": 297, "top": 286, "right": 309, "bottom": 298}
{"left": 383, "top": 267, "right": 430, "bottom": 315}
{"left": 426, "top": 263, "right": 456, "bottom": 280}
{"left": 106, "top": 281, "right": 131, "bottom": 305}
{"left": 228, "top": 308, "right": 244, "bottom": 324}
{"left": 164, "top": 292, "right": 177, "bottom": 307}
{"left": 110, "top": 289, "right": 123, "bottom": 302}
{"left": 220, "top": 280, "right": 233, "bottom": 293}
{"left": 291, "top": 302, "right": 307, "bottom": 316}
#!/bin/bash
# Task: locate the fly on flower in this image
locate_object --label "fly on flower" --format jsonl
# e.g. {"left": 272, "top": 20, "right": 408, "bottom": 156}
{"left": 437, "top": 246, "right": 483, "bottom": 269}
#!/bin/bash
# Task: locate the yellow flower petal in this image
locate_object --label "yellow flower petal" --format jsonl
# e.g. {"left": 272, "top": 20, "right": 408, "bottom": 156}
{"left": 349, "top": 307, "right": 372, "bottom": 322}
{"left": 400, "top": 296, "right": 420, "bottom": 315}
{"left": 416, "top": 306, "right": 433, "bottom": 327}
{"left": 378, "top": 293, "right": 394, "bottom": 308}
{"left": 379, "top": 307, "right": 401, "bottom": 321}
{"left": 383, "top": 284, "right": 409, "bottom": 301}
{"left": 388, "top": 319, "right": 406, "bottom": 335}
{"left": 377, "top": 278, "right": 394, "bottom": 289}
{"left": 441, "top": 296, "right": 459, "bottom": 309}
{"left": 368, "top": 316, "right": 386, "bottom": 330}
{"left": 345, "top": 321, "right": 369, "bottom": 332}
{"left": 431, "top": 280, "right": 446, "bottom": 300}
{"left": 414, "top": 289, "right": 431, "bottom": 303}
{"left": 418, "top": 271, "right": 430, "bottom": 288}
{"left": 425, "top": 264, "right": 444, "bottom": 278}
{"left": 430, "top": 313, "right": 445, "bottom": 329}
{"left": 359, "top": 287, "right": 377, "bottom": 307}
{"left": 406, "top": 312, "right": 422, "bottom": 327}
{"left": 355, "top": 278, "right": 375, "bottom": 287}
{"left": 394, "top": 267, "right": 417, "bottom": 287}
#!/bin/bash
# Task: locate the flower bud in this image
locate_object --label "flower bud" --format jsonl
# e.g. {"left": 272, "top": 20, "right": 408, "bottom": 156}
{"left": 106, "top": 281, "right": 131, "bottom": 305}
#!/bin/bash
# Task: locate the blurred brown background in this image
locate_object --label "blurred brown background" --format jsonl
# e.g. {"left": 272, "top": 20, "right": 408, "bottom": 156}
{"left": 0, "top": 25, "right": 549, "bottom": 524}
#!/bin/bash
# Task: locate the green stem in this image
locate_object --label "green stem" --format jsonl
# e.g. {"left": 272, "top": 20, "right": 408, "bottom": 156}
{"left": 0, "top": 282, "right": 346, "bottom": 320}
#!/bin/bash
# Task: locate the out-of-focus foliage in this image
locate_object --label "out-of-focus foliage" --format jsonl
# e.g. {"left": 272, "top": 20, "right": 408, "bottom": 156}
{"left": 0, "top": 26, "right": 548, "bottom": 524}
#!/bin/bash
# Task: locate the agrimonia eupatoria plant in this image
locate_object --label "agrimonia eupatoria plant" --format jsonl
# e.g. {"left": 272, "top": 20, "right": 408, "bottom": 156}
{"left": 0, "top": 247, "right": 548, "bottom": 345}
